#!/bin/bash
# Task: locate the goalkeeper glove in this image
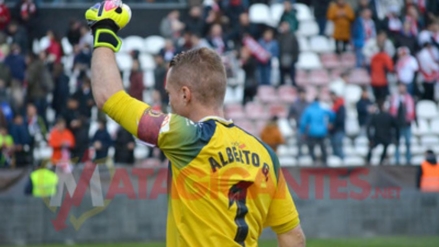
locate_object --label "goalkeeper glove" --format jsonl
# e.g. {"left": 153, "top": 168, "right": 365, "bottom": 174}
{"left": 85, "top": 0, "right": 131, "bottom": 52}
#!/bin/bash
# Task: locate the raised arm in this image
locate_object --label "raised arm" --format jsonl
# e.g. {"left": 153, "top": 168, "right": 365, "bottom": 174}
{"left": 91, "top": 48, "right": 124, "bottom": 109}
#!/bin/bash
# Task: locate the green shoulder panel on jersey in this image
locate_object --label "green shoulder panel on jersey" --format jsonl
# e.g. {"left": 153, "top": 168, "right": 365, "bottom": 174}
{"left": 158, "top": 116, "right": 218, "bottom": 169}
{"left": 234, "top": 126, "right": 281, "bottom": 182}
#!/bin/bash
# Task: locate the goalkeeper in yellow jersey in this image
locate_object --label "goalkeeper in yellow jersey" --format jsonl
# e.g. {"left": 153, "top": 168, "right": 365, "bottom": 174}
{"left": 85, "top": 1, "right": 305, "bottom": 246}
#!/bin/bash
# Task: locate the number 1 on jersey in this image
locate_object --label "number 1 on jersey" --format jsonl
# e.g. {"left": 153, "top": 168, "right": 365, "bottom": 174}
{"left": 228, "top": 181, "right": 253, "bottom": 246}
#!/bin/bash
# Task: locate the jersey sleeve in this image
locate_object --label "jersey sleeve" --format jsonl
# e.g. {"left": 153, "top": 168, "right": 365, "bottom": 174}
{"left": 103, "top": 90, "right": 209, "bottom": 169}
{"left": 265, "top": 169, "right": 300, "bottom": 234}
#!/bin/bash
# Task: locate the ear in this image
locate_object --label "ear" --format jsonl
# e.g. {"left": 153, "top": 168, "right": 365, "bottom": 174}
{"left": 181, "top": 86, "right": 192, "bottom": 104}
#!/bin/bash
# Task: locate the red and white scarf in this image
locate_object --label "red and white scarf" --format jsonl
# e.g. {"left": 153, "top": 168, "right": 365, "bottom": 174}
{"left": 405, "top": 15, "right": 418, "bottom": 36}
{"left": 389, "top": 94, "right": 415, "bottom": 122}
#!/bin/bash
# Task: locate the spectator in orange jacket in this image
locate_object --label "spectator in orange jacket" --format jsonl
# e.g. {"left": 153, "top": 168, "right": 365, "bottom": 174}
{"left": 370, "top": 46, "right": 394, "bottom": 102}
{"left": 48, "top": 118, "right": 75, "bottom": 165}
{"left": 327, "top": 0, "right": 355, "bottom": 54}
{"left": 260, "top": 116, "right": 285, "bottom": 153}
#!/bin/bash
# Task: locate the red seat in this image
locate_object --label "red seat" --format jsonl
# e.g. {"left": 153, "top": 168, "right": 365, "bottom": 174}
{"left": 278, "top": 85, "right": 297, "bottom": 104}
{"left": 234, "top": 120, "right": 257, "bottom": 135}
{"left": 320, "top": 53, "right": 340, "bottom": 69}
{"left": 349, "top": 68, "right": 370, "bottom": 85}
{"left": 257, "top": 85, "right": 278, "bottom": 103}
{"left": 255, "top": 120, "right": 268, "bottom": 136}
{"left": 225, "top": 103, "right": 245, "bottom": 120}
{"left": 305, "top": 86, "right": 318, "bottom": 102}
{"left": 269, "top": 103, "right": 288, "bottom": 118}
{"left": 330, "top": 68, "right": 343, "bottom": 80}
{"left": 340, "top": 52, "right": 356, "bottom": 69}
{"left": 245, "top": 102, "right": 269, "bottom": 120}
{"left": 296, "top": 69, "right": 309, "bottom": 86}
{"left": 309, "top": 69, "right": 329, "bottom": 86}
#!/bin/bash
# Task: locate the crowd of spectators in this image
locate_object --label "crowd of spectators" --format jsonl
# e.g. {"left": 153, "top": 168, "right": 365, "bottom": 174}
{"left": 1, "top": 0, "right": 439, "bottom": 168}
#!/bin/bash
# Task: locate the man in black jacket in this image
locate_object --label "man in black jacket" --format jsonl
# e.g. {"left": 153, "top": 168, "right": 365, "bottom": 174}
{"left": 312, "top": 0, "right": 331, "bottom": 35}
{"left": 278, "top": 21, "right": 299, "bottom": 86}
{"left": 366, "top": 100, "right": 399, "bottom": 165}
{"left": 329, "top": 91, "right": 346, "bottom": 160}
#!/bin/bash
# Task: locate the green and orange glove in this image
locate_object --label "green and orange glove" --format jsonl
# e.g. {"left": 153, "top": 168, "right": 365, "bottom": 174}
{"left": 85, "top": 0, "right": 131, "bottom": 52}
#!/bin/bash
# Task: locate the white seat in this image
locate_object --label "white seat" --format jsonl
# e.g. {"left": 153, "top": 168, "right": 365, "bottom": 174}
{"left": 309, "top": 36, "right": 333, "bottom": 53}
{"left": 344, "top": 145, "right": 356, "bottom": 156}
{"left": 39, "top": 36, "right": 50, "bottom": 51}
{"left": 344, "top": 85, "right": 362, "bottom": 105}
{"left": 421, "top": 136, "right": 439, "bottom": 147}
{"left": 122, "top": 35, "right": 145, "bottom": 53}
{"left": 411, "top": 155, "right": 425, "bottom": 166}
{"left": 39, "top": 146, "right": 53, "bottom": 160}
{"left": 277, "top": 145, "right": 289, "bottom": 156}
{"left": 115, "top": 53, "right": 133, "bottom": 71}
{"left": 430, "top": 118, "right": 439, "bottom": 135}
{"left": 278, "top": 118, "right": 294, "bottom": 138}
{"left": 144, "top": 35, "right": 166, "bottom": 54}
{"left": 298, "top": 37, "right": 310, "bottom": 52}
{"left": 298, "top": 156, "right": 313, "bottom": 166}
{"left": 296, "top": 52, "right": 321, "bottom": 70}
{"left": 412, "top": 119, "right": 429, "bottom": 136}
{"left": 134, "top": 145, "right": 148, "bottom": 160}
{"left": 61, "top": 37, "right": 73, "bottom": 55}
{"left": 328, "top": 155, "right": 343, "bottom": 167}
{"left": 344, "top": 156, "right": 365, "bottom": 166}
{"left": 88, "top": 121, "right": 99, "bottom": 138}
{"left": 354, "top": 145, "right": 369, "bottom": 157}
{"left": 139, "top": 53, "right": 156, "bottom": 70}
{"left": 249, "top": 4, "right": 272, "bottom": 25}
{"left": 294, "top": 3, "right": 314, "bottom": 21}
{"left": 143, "top": 69, "right": 155, "bottom": 88}
{"left": 345, "top": 117, "right": 361, "bottom": 137}
{"left": 270, "top": 3, "right": 284, "bottom": 27}
{"left": 417, "top": 100, "right": 439, "bottom": 120}
{"left": 106, "top": 120, "right": 119, "bottom": 138}
{"left": 279, "top": 156, "right": 297, "bottom": 167}
{"left": 296, "top": 20, "right": 319, "bottom": 37}
{"left": 354, "top": 136, "right": 369, "bottom": 146}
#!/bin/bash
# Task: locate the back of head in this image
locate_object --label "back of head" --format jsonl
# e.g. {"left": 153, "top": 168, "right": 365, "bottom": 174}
{"left": 168, "top": 48, "right": 227, "bottom": 109}
{"left": 425, "top": 150, "right": 437, "bottom": 165}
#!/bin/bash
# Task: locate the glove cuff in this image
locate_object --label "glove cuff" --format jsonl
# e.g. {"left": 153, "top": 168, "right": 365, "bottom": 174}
{"left": 93, "top": 28, "right": 122, "bottom": 52}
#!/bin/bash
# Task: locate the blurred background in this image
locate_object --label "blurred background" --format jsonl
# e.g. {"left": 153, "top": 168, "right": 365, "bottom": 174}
{"left": 0, "top": 0, "right": 439, "bottom": 246}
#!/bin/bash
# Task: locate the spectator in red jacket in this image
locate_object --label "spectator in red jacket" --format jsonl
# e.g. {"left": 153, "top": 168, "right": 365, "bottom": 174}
{"left": 128, "top": 59, "right": 144, "bottom": 101}
{"left": 0, "top": 0, "right": 11, "bottom": 31}
{"left": 46, "top": 30, "right": 63, "bottom": 65}
{"left": 370, "top": 46, "right": 394, "bottom": 102}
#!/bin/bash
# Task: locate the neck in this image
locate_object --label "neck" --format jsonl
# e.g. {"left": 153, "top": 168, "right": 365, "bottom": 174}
{"left": 187, "top": 106, "right": 225, "bottom": 122}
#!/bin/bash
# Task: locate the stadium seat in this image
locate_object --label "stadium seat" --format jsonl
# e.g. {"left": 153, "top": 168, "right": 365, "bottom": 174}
{"left": 417, "top": 100, "right": 439, "bottom": 120}
{"left": 328, "top": 155, "right": 343, "bottom": 167}
{"left": 430, "top": 118, "right": 439, "bottom": 135}
{"left": 255, "top": 120, "right": 268, "bottom": 135}
{"left": 345, "top": 117, "right": 361, "bottom": 137}
{"left": 134, "top": 145, "right": 148, "bottom": 160}
{"left": 234, "top": 120, "right": 256, "bottom": 135}
{"left": 320, "top": 53, "right": 340, "bottom": 69}
{"left": 115, "top": 53, "right": 133, "bottom": 71}
{"left": 294, "top": 3, "right": 314, "bottom": 21}
{"left": 39, "top": 146, "right": 53, "bottom": 160}
{"left": 144, "top": 35, "right": 166, "bottom": 54}
{"left": 354, "top": 145, "right": 369, "bottom": 157}
{"left": 61, "top": 37, "right": 73, "bottom": 55}
{"left": 270, "top": 3, "right": 284, "bottom": 27}
{"left": 225, "top": 103, "right": 245, "bottom": 120}
{"left": 123, "top": 35, "right": 146, "bottom": 53}
{"left": 277, "top": 145, "right": 289, "bottom": 156}
{"left": 279, "top": 156, "right": 297, "bottom": 167}
{"left": 296, "top": 20, "right": 319, "bottom": 37}
{"left": 411, "top": 155, "right": 424, "bottom": 166}
{"left": 330, "top": 68, "right": 343, "bottom": 80}
{"left": 304, "top": 86, "right": 318, "bottom": 102}
{"left": 269, "top": 103, "right": 288, "bottom": 118}
{"left": 257, "top": 86, "right": 278, "bottom": 103}
{"left": 277, "top": 117, "right": 294, "bottom": 137}
{"left": 296, "top": 52, "right": 322, "bottom": 70}
{"left": 139, "top": 53, "right": 156, "bottom": 70}
{"left": 296, "top": 69, "right": 309, "bottom": 86}
{"left": 309, "top": 69, "right": 329, "bottom": 86}
{"left": 235, "top": 69, "right": 245, "bottom": 86}
{"left": 298, "top": 37, "right": 310, "bottom": 52}
{"left": 354, "top": 136, "right": 369, "bottom": 146}
{"left": 344, "top": 85, "right": 362, "bottom": 105}
{"left": 344, "top": 155, "right": 365, "bottom": 166}
{"left": 39, "top": 36, "right": 50, "bottom": 51}
{"left": 249, "top": 4, "right": 272, "bottom": 25}
{"left": 421, "top": 136, "right": 439, "bottom": 147}
{"left": 349, "top": 68, "right": 371, "bottom": 85}
{"left": 344, "top": 145, "right": 356, "bottom": 157}
{"left": 298, "top": 156, "right": 313, "bottom": 166}
{"left": 340, "top": 52, "right": 356, "bottom": 69}
{"left": 412, "top": 119, "right": 429, "bottom": 136}
{"left": 106, "top": 120, "right": 119, "bottom": 138}
{"left": 89, "top": 121, "right": 99, "bottom": 138}
{"left": 278, "top": 85, "right": 297, "bottom": 104}
{"left": 310, "top": 36, "right": 333, "bottom": 53}
{"left": 143, "top": 69, "right": 155, "bottom": 88}
{"left": 245, "top": 102, "right": 268, "bottom": 120}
